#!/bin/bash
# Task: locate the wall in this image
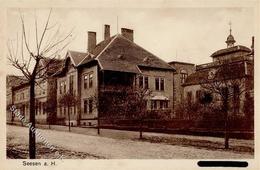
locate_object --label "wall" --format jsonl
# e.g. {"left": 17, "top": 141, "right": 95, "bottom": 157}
{"left": 79, "top": 65, "right": 98, "bottom": 126}
{"left": 139, "top": 68, "right": 174, "bottom": 117}
{"left": 169, "top": 62, "right": 195, "bottom": 117}
{"left": 56, "top": 62, "right": 79, "bottom": 126}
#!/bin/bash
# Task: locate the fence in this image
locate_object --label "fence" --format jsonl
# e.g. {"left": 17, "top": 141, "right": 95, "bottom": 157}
{"left": 97, "top": 117, "right": 253, "bottom": 139}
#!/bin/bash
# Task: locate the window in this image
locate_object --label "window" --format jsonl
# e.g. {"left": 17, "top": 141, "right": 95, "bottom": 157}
{"left": 155, "top": 78, "right": 160, "bottom": 90}
{"left": 180, "top": 70, "right": 188, "bottom": 83}
{"left": 84, "top": 75, "right": 88, "bottom": 89}
{"left": 158, "top": 100, "right": 168, "bottom": 109}
{"left": 84, "top": 100, "right": 88, "bottom": 113}
{"left": 144, "top": 76, "right": 149, "bottom": 89}
{"left": 164, "top": 101, "right": 168, "bottom": 108}
{"left": 69, "top": 75, "right": 74, "bottom": 94}
{"left": 155, "top": 77, "right": 164, "bottom": 91}
{"left": 196, "top": 90, "right": 202, "bottom": 102}
{"left": 63, "top": 81, "right": 66, "bottom": 93}
{"left": 43, "top": 103, "right": 45, "bottom": 115}
{"left": 64, "top": 107, "right": 66, "bottom": 115}
{"left": 151, "top": 100, "right": 157, "bottom": 110}
{"left": 139, "top": 76, "right": 143, "bottom": 88}
{"left": 89, "top": 73, "right": 93, "bottom": 88}
{"left": 160, "top": 101, "right": 163, "bottom": 109}
{"left": 60, "top": 107, "right": 62, "bottom": 116}
{"left": 60, "top": 82, "right": 63, "bottom": 94}
{"left": 35, "top": 102, "right": 38, "bottom": 115}
{"left": 39, "top": 102, "right": 41, "bottom": 115}
{"left": 21, "top": 93, "right": 24, "bottom": 100}
{"left": 187, "top": 91, "right": 192, "bottom": 105}
{"left": 60, "top": 81, "right": 66, "bottom": 94}
{"left": 160, "top": 78, "right": 164, "bottom": 91}
{"left": 89, "top": 99, "right": 93, "bottom": 114}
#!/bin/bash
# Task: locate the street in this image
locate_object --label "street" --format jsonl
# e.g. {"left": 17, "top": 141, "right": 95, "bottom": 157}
{"left": 7, "top": 125, "right": 253, "bottom": 159}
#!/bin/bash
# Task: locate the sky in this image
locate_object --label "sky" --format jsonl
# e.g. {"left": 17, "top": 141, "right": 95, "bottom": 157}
{"left": 6, "top": 7, "right": 255, "bottom": 75}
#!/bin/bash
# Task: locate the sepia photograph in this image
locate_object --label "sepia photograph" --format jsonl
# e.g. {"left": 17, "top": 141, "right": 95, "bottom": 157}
{"left": 1, "top": 0, "right": 259, "bottom": 169}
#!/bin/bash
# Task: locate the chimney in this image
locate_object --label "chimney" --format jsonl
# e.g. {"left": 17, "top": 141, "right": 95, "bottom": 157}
{"left": 104, "top": 24, "right": 110, "bottom": 40}
{"left": 121, "top": 28, "right": 134, "bottom": 42}
{"left": 88, "top": 31, "right": 96, "bottom": 52}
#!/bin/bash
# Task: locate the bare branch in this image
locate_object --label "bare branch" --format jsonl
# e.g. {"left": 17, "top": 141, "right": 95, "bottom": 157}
{"left": 19, "top": 11, "right": 33, "bottom": 56}
{"left": 34, "top": 10, "right": 39, "bottom": 55}
{"left": 38, "top": 8, "right": 52, "bottom": 53}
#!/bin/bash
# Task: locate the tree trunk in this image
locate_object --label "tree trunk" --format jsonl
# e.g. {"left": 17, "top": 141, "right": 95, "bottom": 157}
{"left": 223, "top": 97, "right": 229, "bottom": 149}
{"left": 29, "top": 80, "right": 36, "bottom": 159}
{"left": 97, "top": 116, "right": 100, "bottom": 135}
{"left": 139, "top": 119, "right": 143, "bottom": 139}
{"left": 11, "top": 110, "right": 14, "bottom": 125}
{"left": 224, "top": 111, "right": 229, "bottom": 149}
{"left": 48, "top": 115, "right": 51, "bottom": 129}
{"left": 68, "top": 106, "right": 71, "bottom": 132}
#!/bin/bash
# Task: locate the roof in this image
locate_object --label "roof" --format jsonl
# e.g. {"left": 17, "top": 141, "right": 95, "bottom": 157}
{"left": 168, "top": 61, "right": 195, "bottom": 66}
{"left": 59, "top": 34, "right": 175, "bottom": 74}
{"left": 6, "top": 75, "right": 28, "bottom": 88}
{"left": 41, "top": 57, "right": 64, "bottom": 75}
{"left": 93, "top": 34, "right": 175, "bottom": 73}
{"left": 183, "top": 61, "right": 248, "bottom": 86}
{"left": 210, "top": 45, "right": 251, "bottom": 58}
{"left": 67, "top": 50, "right": 89, "bottom": 66}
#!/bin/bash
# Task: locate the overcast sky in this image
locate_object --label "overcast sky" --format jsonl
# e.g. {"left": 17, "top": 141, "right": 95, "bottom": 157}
{"left": 7, "top": 7, "right": 255, "bottom": 75}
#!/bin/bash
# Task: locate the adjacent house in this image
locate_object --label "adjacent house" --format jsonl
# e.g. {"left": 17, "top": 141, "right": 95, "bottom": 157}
{"left": 182, "top": 29, "right": 254, "bottom": 118}
{"left": 7, "top": 58, "right": 63, "bottom": 124}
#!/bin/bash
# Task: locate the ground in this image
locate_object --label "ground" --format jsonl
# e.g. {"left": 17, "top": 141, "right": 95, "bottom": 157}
{"left": 6, "top": 124, "right": 254, "bottom": 159}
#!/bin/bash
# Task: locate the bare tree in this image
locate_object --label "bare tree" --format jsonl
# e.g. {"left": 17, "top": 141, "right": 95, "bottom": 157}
{"left": 58, "top": 92, "right": 79, "bottom": 132}
{"left": 7, "top": 9, "right": 72, "bottom": 158}
{"left": 200, "top": 59, "right": 247, "bottom": 149}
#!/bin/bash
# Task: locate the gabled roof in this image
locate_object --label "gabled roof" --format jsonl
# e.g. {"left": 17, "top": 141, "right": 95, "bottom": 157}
{"left": 86, "top": 34, "right": 174, "bottom": 73}
{"left": 58, "top": 33, "right": 175, "bottom": 74}
{"left": 210, "top": 45, "right": 251, "bottom": 58}
{"left": 67, "top": 50, "right": 89, "bottom": 66}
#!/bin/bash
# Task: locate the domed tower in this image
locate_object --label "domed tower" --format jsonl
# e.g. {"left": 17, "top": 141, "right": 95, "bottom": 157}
{"left": 225, "top": 22, "right": 236, "bottom": 48}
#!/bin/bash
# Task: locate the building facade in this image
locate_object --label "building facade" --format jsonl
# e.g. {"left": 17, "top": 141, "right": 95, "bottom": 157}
{"left": 182, "top": 30, "right": 254, "bottom": 118}
{"left": 7, "top": 58, "right": 62, "bottom": 124}
{"left": 54, "top": 25, "right": 175, "bottom": 126}
{"left": 168, "top": 61, "right": 195, "bottom": 117}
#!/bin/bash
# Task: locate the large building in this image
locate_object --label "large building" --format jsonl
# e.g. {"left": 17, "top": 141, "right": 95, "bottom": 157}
{"left": 54, "top": 25, "right": 175, "bottom": 126}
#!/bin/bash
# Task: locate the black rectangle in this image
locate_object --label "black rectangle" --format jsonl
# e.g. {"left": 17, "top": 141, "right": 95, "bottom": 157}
{"left": 198, "top": 161, "right": 248, "bottom": 167}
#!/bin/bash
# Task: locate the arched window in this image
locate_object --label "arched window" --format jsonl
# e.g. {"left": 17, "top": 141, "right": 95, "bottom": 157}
{"left": 180, "top": 69, "right": 188, "bottom": 83}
